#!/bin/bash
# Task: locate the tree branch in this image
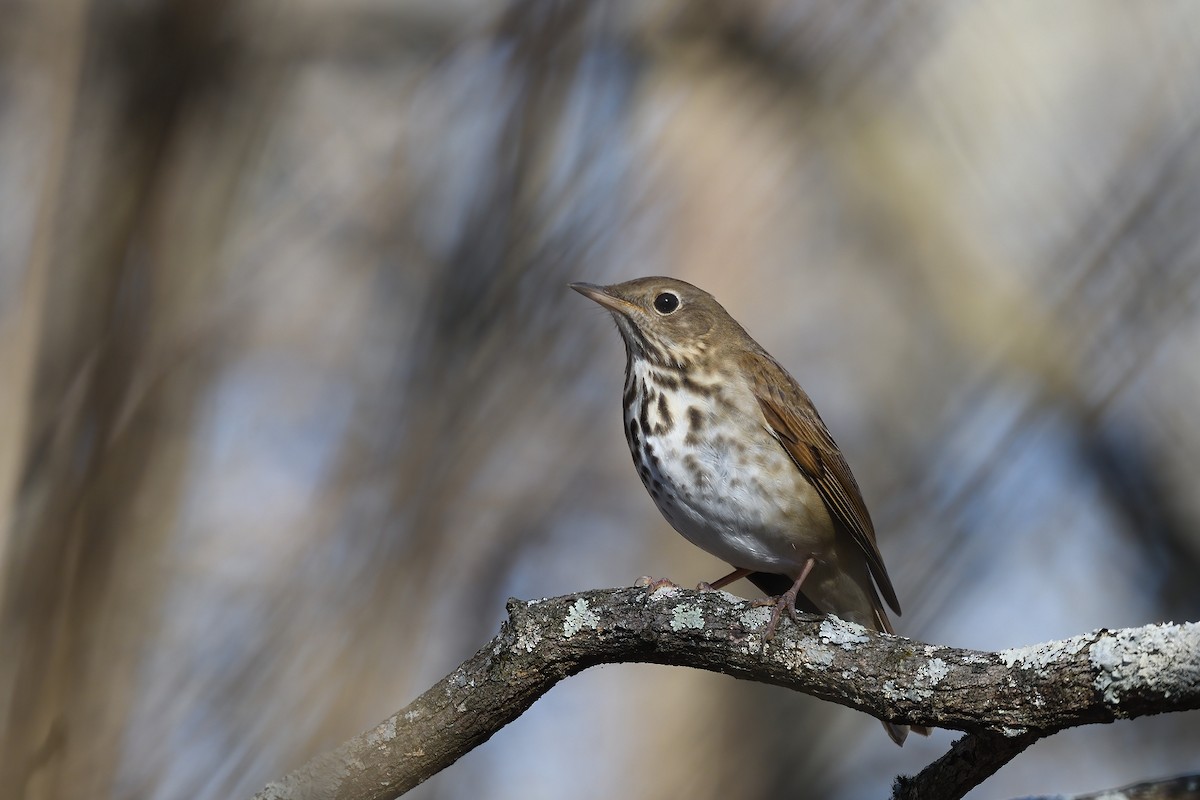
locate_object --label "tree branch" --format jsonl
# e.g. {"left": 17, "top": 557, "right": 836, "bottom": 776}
{"left": 251, "top": 587, "right": 1200, "bottom": 800}
{"left": 893, "top": 730, "right": 1040, "bottom": 800}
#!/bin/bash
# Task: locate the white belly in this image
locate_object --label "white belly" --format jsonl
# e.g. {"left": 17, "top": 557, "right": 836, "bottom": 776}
{"left": 624, "top": 365, "right": 835, "bottom": 575}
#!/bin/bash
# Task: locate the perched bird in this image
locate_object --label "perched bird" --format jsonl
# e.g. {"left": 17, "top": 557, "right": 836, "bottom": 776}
{"left": 571, "top": 276, "right": 929, "bottom": 745}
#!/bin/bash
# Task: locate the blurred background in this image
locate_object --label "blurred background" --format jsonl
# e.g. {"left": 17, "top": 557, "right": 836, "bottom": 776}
{"left": 2, "top": 1, "right": 1200, "bottom": 798}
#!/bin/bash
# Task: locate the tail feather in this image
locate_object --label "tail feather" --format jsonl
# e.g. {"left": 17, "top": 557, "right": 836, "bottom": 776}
{"left": 884, "top": 721, "right": 932, "bottom": 746}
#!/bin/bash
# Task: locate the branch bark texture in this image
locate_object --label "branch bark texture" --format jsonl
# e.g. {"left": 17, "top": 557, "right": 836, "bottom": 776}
{"left": 252, "top": 587, "right": 1200, "bottom": 800}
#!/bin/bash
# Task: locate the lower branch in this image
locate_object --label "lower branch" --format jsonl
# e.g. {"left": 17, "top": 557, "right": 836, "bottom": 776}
{"left": 893, "top": 731, "right": 1040, "bottom": 800}
{"left": 251, "top": 587, "right": 1200, "bottom": 800}
{"left": 1020, "top": 773, "right": 1200, "bottom": 799}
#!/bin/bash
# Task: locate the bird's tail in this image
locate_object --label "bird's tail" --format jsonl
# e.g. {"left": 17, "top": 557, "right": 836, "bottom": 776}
{"left": 875, "top": 606, "right": 932, "bottom": 745}
{"left": 883, "top": 721, "right": 932, "bottom": 746}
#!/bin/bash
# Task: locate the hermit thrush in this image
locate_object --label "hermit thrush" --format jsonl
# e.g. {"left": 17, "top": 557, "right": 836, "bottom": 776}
{"left": 571, "top": 276, "right": 929, "bottom": 745}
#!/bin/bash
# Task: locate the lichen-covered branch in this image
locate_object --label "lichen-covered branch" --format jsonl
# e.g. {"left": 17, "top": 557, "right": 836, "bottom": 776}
{"left": 1019, "top": 773, "right": 1200, "bottom": 799}
{"left": 251, "top": 587, "right": 1200, "bottom": 800}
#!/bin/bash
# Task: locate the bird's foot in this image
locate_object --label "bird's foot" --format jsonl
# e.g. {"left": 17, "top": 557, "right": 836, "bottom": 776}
{"left": 755, "top": 557, "right": 816, "bottom": 641}
{"left": 760, "top": 589, "right": 802, "bottom": 641}
{"left": 635, "top": 576, "right": 680, "bottom": 593}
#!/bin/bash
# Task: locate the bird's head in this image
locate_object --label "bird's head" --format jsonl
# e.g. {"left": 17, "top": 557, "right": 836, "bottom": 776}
{"left": 569, "top": 276, "right": 743, "bottom": 367}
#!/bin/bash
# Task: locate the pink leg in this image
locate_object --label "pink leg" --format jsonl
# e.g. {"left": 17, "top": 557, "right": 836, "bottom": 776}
{"left": 762, "top": 557, "right": 816, "bottom": 641}
{"left": 698, "top": 567, "right": 752, "bottom": 592}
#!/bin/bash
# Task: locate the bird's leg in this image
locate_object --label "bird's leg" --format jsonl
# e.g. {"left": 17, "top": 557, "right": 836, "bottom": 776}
{"left": 635, "top": 575, "right": 680, "bottom": 593}
{"left": 760, "top": 557, "right": 816, "bottom": 641}
{"left": 697, "top": 567, "right": 752, "bottom": 592}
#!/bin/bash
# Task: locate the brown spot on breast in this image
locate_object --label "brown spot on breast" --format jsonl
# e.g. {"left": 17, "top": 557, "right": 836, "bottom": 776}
{"left": 656, "top": 393, "right": 673, "bottom": 432}
{"left": 684, "top": 407, "right": 703, "bottom": 446}
{"left": 682, "top": 453, "right": 712, "bottom": 491}
{"left": 652, "top": 371, "right": 679, "bottom": 390}
{"left": 715, "top": 394, "right": 738, "bottom": 414}
{"left": 680, "top": 374, "right": 714, "bottom": 396}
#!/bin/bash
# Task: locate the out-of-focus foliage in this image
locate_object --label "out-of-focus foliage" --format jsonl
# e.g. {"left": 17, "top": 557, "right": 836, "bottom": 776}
{"left": 2, "top": 1, "right": 1199, "bottom": 799}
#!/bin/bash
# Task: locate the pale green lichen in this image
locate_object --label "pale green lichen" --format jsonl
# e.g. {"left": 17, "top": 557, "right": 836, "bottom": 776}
{"left": 883, "top": 678, "right": 932, "bottom": 703}
{"left": 776, "top": 637, "right": 835, "bottom": 670}
{"left": 1090, "top": 622, "right": 1200, "bottom": 709}
{"left": 670, "top": 605, "right": 705, "bottom": 631}
{"left": 562, "top": 598, "right": 599, "bottom": 637}
{"left": 516, "top": 619, "right": 542, "bottom": 652}
{"left": 818, "top": 616, "right": 870, "bottom": 649}
{"left": 999, "top": 632, "right": 1092, "bottom": 671}
{"left": 918, "top": 657, "right": 950, "bottom": 685}
{"left": 738, "top": 605, "right": 772, "bottom": 630}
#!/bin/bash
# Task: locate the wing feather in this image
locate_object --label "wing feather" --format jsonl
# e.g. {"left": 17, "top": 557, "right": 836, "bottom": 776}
{"left": 741, "top": 351, "right": 902, "bottom": 615}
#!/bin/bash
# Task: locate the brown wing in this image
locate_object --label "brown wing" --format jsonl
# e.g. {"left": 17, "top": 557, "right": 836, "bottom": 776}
{"left": 740, "top": 350, "right": 902, "bottom": 615}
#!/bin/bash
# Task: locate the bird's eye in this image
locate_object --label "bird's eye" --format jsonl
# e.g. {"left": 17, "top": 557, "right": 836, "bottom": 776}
{"left": 653, "top": 292, "right": 680, "bottom": 315}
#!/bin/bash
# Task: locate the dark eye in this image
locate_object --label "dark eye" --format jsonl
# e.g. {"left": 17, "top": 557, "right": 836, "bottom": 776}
{"left": 653, "top": 292, "right": 680, "bottom": 315}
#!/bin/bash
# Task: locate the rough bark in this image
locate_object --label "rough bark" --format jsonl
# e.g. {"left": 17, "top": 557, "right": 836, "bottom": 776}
{"left": 251, "top": 586, "right": 1200, "bottom": 800}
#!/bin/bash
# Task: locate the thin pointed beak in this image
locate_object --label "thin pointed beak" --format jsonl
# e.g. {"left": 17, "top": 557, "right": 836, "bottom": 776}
{"left": 569, "top": 282, "right": 638, "bottom": 315}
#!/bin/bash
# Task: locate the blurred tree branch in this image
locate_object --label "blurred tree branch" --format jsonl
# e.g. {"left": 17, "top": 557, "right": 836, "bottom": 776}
{"left": 250, "top": 587, "right": 1200, "bottom": 800}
